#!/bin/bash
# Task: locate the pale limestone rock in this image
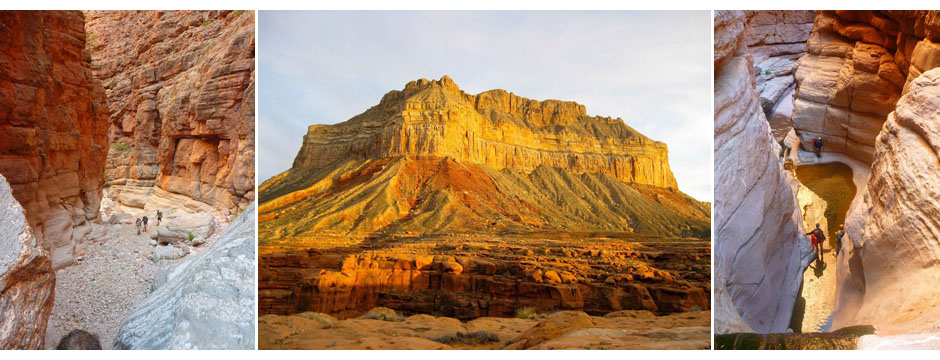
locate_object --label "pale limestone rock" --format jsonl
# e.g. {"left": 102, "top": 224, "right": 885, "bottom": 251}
{"left": 0, "top": 174, "right": 55, "bottom": 349}
{"left": 113, "top": 202, "right": 256, "bottom": 349}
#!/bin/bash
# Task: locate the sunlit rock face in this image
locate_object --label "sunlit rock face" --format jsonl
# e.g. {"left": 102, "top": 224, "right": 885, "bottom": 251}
{"left": 85, "top": 10, "right": 255, "bottom": 216}
{"left": 0, "top": 10, "right": 109, "bottom": 269}
{"left": 713, "top": 10, "right": 813, "bottom": 334}
{"left": 792, "top": 10, "right": 940, "bottom": 164}
{"left": 837, "top": 67, "right": 940, "bottom": 335}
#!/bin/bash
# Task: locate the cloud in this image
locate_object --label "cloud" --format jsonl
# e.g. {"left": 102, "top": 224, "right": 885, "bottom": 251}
{"left": 258, "top": 10, "right": 713, "bottom": 201}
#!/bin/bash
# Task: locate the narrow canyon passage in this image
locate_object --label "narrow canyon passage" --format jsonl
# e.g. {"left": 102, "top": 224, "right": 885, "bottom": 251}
{"left": 790, "top": 162, "right": 856, "bottom": 333}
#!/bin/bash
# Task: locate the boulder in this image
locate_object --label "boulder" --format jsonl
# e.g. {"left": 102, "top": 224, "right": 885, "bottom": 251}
{"left": 112, "top": 202, "right": 256, "bottom": 349}
{"left": 0, "top": 174, "right": 55, "bottom": 349}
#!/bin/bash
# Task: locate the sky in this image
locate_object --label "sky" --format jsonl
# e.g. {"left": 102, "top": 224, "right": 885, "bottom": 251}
{"left": 259, "top": 11, "right": 713, "bottom": 202}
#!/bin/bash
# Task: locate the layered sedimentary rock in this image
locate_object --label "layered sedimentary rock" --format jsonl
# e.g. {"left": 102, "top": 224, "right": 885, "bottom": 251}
{"left": 0, "top": 10, "right": 109, "bottom": 269}
{"left": 259, "top": 76, "right": 711, "bottom": 325}
{"left": 836, "top": 68, "right": 940, "bottom": 335}
{"left": 288, "top": 75, "right": 677, "bottom": 189}
{"left": 112, "top": 202, "right": 256, "bottom": 350}
{"left": 792, "top": 11, "right": 940, "bottom": 163}
{"left": 0, "top": 175, "right": 55, "bottom": 349}
{"left": 745, "top": 10, "right": 816, "bottom": 121}
{"left": 714, "top": 10, "right": 813, "bottom": 334}
{"left": 85, "top": 10, "right": 255, "bottom": 216}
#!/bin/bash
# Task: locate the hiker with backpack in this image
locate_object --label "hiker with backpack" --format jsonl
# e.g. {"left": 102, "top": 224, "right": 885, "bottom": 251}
{"left": 805, "top": 223, "right": 825, "bottom": 260}
{"left": 135, "top": 218, "right": 142, "bottom": 235}
{"left": 836, "top": 224, "right": 846, "bottom": 256}
{"left": 813, "top": 136, "right": 823, "bottom": 158}
{"left": 142, "top": 215, "right": 149, "bottom": 232}
{"left": 156, "top": 209, "right": 163, "bottom": 226}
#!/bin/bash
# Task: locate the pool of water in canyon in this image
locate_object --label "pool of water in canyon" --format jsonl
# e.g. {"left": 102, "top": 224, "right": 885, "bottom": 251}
{"left": 790, "top": 162, "right": 857, "bottom": 333}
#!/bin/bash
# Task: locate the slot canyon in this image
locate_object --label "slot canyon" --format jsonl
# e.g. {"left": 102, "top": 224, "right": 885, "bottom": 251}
{"left": 715, "top": 10, "right": 940, "bottom": 349}
{"left": 0, "top": 10, "right": 255, "bottom": 349}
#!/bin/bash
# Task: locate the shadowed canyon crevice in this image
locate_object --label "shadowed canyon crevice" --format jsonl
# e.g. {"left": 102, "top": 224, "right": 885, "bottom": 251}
{"left": 259, "top": 76, "right": 711, "bottom": 349}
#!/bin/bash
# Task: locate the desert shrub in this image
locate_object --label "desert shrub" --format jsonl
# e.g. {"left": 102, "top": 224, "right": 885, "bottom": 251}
{"left": 432, "top": 331, "right": 500, "bottom": 345}
{"left": 112, "top": 142, "right": 130, "bottom": 151}
{"left": 232, "top": 10, "right": 244, "bottom": 17}
{"left": 515, "top": 306, "right": 538, "bottom": 319}
{"left": 187, "top": 232, "right": 195, "bottom": 241}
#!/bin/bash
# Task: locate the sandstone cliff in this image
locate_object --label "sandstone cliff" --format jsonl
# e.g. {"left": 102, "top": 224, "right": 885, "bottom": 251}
{"left": 744, "top": 10, "right": 816, "bottom": 141}
{"left": 260, "top": 76, "right": 708, "bottom": 239}
{"left": 0, "top": 174, "right": 55, "bottom": 349}
{"left": 289, "top": 75, "right": 676, "bottom": 189}
{"left": 259, "top": 77, "right": 710, "bottom": 325}
{"left": 0, "top": 10, "right": 109, "bottom": 269}
{"left": 85, "top": 10, "right": 255, "bottom": 216}
{"left": 792, "top": 11, "right": 940, "bottom": 163}
{"left": 836, "top": 67, "right": 940, "bottom": 335}
{"left": 714, "top": 10, "right": 814, "bottom": 334}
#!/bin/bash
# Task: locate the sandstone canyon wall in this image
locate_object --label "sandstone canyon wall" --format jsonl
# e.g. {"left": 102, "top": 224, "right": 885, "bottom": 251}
{"left": 836, "top": 67, "right": 940, "bottom": 335}
{"left": 0, "top": 174, "right": 55, "bottom": 349}
{"left": 85, "top": 10, "right": 255, "bottom": 216}
{"left": 0, "top": 10, "right": 109, "bottom": 270}
{"left": 714, "top": 10, "right": 813, "bottom": 334}
{"left": 792, "top": 11, "right": 940, "bottom": 164}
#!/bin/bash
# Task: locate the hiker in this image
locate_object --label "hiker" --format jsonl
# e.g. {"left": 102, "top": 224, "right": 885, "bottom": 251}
{"left": 156, "top": 209, "right": 163, "bottom": 226}
{"left": 142, "top": 215, "right": 149, "bottom": 232}
{"left": 135, "top": 218, "right": 142, "bottom": 235}
{"left": 805, "top": 223, "right": 825, "bottom": 260}
{"left": 813, "top": 136, "right": 823, "bottom": 158}
{"left": 836, "top": 224, "right": 846, "bottom": 256}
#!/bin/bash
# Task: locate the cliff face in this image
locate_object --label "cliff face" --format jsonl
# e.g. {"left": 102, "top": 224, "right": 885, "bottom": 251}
{"left": 290, "top": 76, "right": 677, "bottom": 190}
{"left": 85, "top": 10, "right": 255, "bottom": 216}
{"left": 836, "top": 67, "right": 940, "bottom": 335}
{"left": 744, "top": 10, "right": 816, "bottom": 141}
{"left": 792, "top": 11, "right": 940, "bottom": 163}
{"left": 259, "top": 77, "right": 710, "bottom": 323}
{"left": 714, "top": 10, "right": 813, "bottom": 334}
{"left": 0, "top": 10, "right": 109, "bottom": 269}
{"left": 0, "top": 174, "right": 55, "bottom": 349}
{"left": 260, "top": 76, "right": 708, "bottom": 238}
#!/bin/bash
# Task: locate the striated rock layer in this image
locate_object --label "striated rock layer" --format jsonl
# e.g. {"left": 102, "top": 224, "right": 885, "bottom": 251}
{"left": 259, "top": 77, "right": 711, "bottom": 327}
{"left": 0, "top": 174, "right": 55, "bottom": 349}
{"left": 85, "top": 10, "right": 255, "bottom": 216}
{"left": 289, "top": 75, "right": 677, "bottom": 189}
{"left": 714, "top": 10, "right": 813, "bottom": 334}
{"left": 0, "top": 10, "right": 109, "bottom": 269}
{"left": 836, "top": 68, "right": 940, "bottom": 335}
{"left": 745, "top": 10, "right": 815, "bottom": 121}
{"left": 792, "top": 10, "right": 940, "bottom": 163}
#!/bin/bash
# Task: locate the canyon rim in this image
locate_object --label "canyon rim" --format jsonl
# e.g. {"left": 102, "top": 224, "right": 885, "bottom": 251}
{"left": 715, "top": 10, "right": 940, "bottom": 350}
{"left": 0, "top": 10, "right": 256, "bottom": 350}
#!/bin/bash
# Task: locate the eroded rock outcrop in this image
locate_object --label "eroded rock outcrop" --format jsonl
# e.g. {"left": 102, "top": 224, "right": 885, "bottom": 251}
{"left": 0, "top": 10, "right": 110, "bottom": 269}
{"left": 259, "top": 76, "right": 711, "bottom": 331}
{"left": 836, "top": 67, "right": 940, "bottom": 335}
{"left": 85, "top": 10, "right": 255, "bottom": 216}
{"left": 112, "top": 202, "right": 256, "bottom": 349}
{"left": 792, "top": 11, "right": 940, "bottom": 163}
{"left": 288, "top": 75, "right": 677, "bottom": 189}
{"left": 714, "top": 10, "right": 813, "bottom": 334}
{"left": 0, "top": 174, "right": 55, "bottom": 349}
{"left": 745, "top": 10, "right": 816, "bottom": 124}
